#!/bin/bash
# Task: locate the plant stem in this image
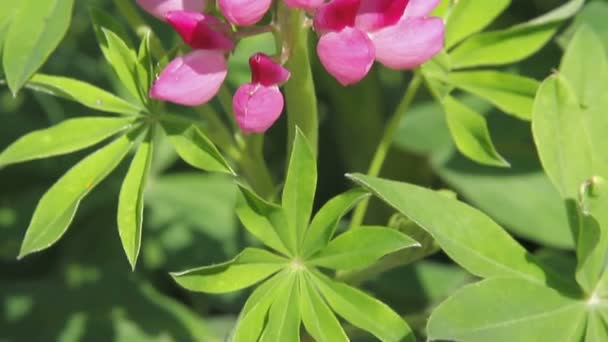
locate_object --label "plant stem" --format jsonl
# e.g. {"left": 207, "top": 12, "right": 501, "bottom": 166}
{"left": 349, "top": 72, "right": 423, "bottom": 228}
{"left": 276, "top": 4, "right": 319, "bottom": 153}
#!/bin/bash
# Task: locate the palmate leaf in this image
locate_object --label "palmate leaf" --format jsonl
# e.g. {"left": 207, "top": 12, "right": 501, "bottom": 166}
{"left": 259, "top": 273, "right": 300, "bottom": 342}
{"left": 299, "top": 275, "right": 348, "bottom": 342}
{"left": 444, "top": 0, "right": 510, "bottom": 49}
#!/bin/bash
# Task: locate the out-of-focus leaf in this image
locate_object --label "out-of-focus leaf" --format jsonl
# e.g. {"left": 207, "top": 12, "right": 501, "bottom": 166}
{"left": 558, "top": 1, "right": 608, "bottom": 54}
{"left": 309, "top": 226, "right": 419, "bottom": 271}
{"left": 2, "top": 0, "right": 75, "bottom": 94}
{"left": 427, "top": 277, "right": 586, "bottom": 342}
{"left": 171, "top": 248, "right": 287, "bottom": 294}
{"left": 27, "top": 74, "right": 144, "bottom": 115}
{"left": 443, "top": 96, "right": 508, "bottom": 167}
{"left": 117, "top": 130, "right": 153, "bottom": 270}
{"left": 0, "top": 117, "right": 135, "bottom": 168}
{"left": 450, "top": 0, "right": 584, "bottom": 68}
{"left": 18, "top": 133, "right": 136, "bottom": 258}
{"left": 445, "top": 0, "right": 510, "bottom": 49}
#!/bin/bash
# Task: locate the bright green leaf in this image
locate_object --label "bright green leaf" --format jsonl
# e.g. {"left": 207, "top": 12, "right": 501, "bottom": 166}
{"left": 443, "top": 96, "right": 509, "bottom": 167}
{"left": 259, "top": 273, "right": 300, "bottom": 342}
{"left": 558, "top": 1, "right": 608, "bottom": 54}
{"left": 445, "top": 0, "right": 510, "bottom": 49}
{"left": 236, "top": 185, "right": 291, "bottom": 256}
{"left": 309, "top": 226, "right": 419, "bottom": 271}
{"left": 101, "top": 28, "right": 141, "bottom": 103}
{"left": 427, "top": 277, "right": 586, "bottom": 342}
{"left": 347, "top": 174, "right": 558, "bottom": 285}
{"left": 450, "top": 0, "right": 584, "bottom": 69}
{"left": 171, "top": 248, "right": 287, "bottom": 294}
{"left": 135, "top": 31, "right": 152, "bottom": 104}
{"left": 312, "top": 271, "right": 414, "bottom": 342}
{"left": 282, "top": 128, "right": 317, "bottom": 247}
{"left": 447, "top": 71, "right": 539, "bottom": 120}
{"left": 117, "top": 129, "right": 153, "bottom": 270}
{"left": 0, "top": 117, "right": 135, "bottom": 168}
{"left": 586, "top": 310, "right": 608, "bottom": 342}
{"left": 302, "top": 189, "right": 370, "bottom": 257}
{"left": 231, "top": 271, "right": 290, "bottom": 342}
{"left": 18, "top": 133, "right": 135, "bottom": 258}
{"left": 2, "top": 0, "right": 74, "bottom": 94}
{"left": 299, "top": 275, "right": 348, "bottom": 342}
{"left": 161, "top": 120, "right": 234, "bottom": 175}
{"left": 27, "top": 74, "right": 144, "bottom": 115}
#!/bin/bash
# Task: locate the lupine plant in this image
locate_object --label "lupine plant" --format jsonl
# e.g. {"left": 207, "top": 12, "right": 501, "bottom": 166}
{"left": 1, "top": 0, "right": 607, "bottom": 341}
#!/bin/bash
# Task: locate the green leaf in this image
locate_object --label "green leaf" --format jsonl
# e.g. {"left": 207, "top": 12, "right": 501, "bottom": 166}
{"left": 586, "top": 310, "right": 608, "bottom": 342}
{"left": 117, "top": 129, "right": 153, "bottom": 270}
{"left": 311, "top": 271, "right": 414, "bottom": 342}
{"left": 427, "top": 277, "right": 586, "bottom": 342}
{"left": 449, "top": 0, "right": 584, "bottom": 69}
{"left": 299, "top": 275, "right": 348, "bottom": 342}
{"left": 231, "top": 271, "right": 290, "bottom": 342}
{"left": 301, "top": 189, "right": 370, "bottom": 257}
{"left": 532, "top": 75, "right": 608, "bottom": 200}
{"left": 558, "top": 1, "right": 608, "bottom": 54}
{"left": 445, "top": 0, "right": 510, "bottom": 49}
{"left": 447, "top": 71, "right": 539, "bottom": 120}
{"left": 259, "top": 273, "right": 300, "bottom": 342}
{"left": 0, "top": 8, "right": 16, "bottom": 58}
{"left": 282, "top": 128, "right": 317, "bottom": 247}
{"left": 0, "top": 117, "right": 135, "bottom": 168}
{"left": 18, "top": 133, "right": 135, "bottom": 258}
{"left": 576, "top": 178, "right": 608, "bottom": 293}
{"left": 347, "top": 174, "right": 553, "bottom": 284}
{"left": 443, "top": 96, "right": 509, "bottom": 167}
{"left": 101, "top": 28, "right": 142, "bottom": 103}
{"left": 135, "top": 31, "right": 152, "bottom": 104}
{"left": 560, "top": 25, "right": 608, "bottom": 109}
{"left": 171, "top": 248, "right": 287, "bottom": 294}
{"left": 309, "top": 226, "right": 419, "bottom": 271}
{"left": 27, "top": 74, "right": 144, "bottom": 115}
{"left": 2, "top": 0, "right": 74, "bottom": 94}
{"left": 236, "top": 185, "right": 291, "bottom": 256}
{"left": 161, "top": 120, "right": 234, "bottom": 175}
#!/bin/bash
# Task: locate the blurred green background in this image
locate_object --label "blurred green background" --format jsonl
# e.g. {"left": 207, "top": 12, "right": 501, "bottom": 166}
{"left": 1, "top": 0, "right": 606, "bottom": 340}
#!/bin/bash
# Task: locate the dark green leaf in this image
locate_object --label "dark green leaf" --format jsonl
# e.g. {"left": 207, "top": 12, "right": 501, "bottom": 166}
{"left": 27, "top": 74, "right": 144, "bottom": 115}
{"left": 0, "top": 117, "right": 135, "bottom": 168}
{"left": 2, "top": 0, "right": 75, "bottom": 94}
{"left": 117, "top": 129, "right": 153, "bottom": 270}
{"left": 301, "top": 189, "right": 370, "bottom": 257}
{"left": 18, "top": 133, "right": 135, "bottom": 258}
{"left": 171, "top": 248, "right": 287, "bottom": 293}
{"left": 309, "top": 226, "right": 419, "bottom": 271}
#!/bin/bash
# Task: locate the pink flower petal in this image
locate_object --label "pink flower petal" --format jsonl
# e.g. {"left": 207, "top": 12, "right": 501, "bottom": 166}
{"left": 402, "top": 0, "right": 441, "bottom": 18}
{"left": 250, "top": 53, "right": 290, "bottom": 86}
{"left": 136, "top": 0, "right": 206, "bottom": 19}
{"left": 284, "top": 0, "right": 325, "bottom": 11}
{"left": 355, "top": 0, "right": 410, "bottom": 32}
{"left": 371, "top": 17, "right": 444, "bottom": 70}
{"left": 150, "top": 50, "right": 227, "bottom": 106}
{"left": 233, "top": 84, "right": 284, "bottom": 133}
{"left": 317, "top": 27, "right": 375, "bottom": 86}
{"left": 218, "top": 0, "right": 272, "bottom": 26}
{"left": 313, "top": 0, "right": 361, "bottom": 34}
{"left": 166, "top": 11, "right": 234, "bottom": 51}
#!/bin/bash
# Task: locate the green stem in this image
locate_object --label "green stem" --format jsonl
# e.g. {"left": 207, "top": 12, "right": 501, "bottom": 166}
{"left": 349, "top": 72, "right": 423, "bottom": 228}
{"left": 239, "top": 134, "right": 276, "bottom": 200}
{"left": 276, "top": 4, "right": 319, "bottom": 153}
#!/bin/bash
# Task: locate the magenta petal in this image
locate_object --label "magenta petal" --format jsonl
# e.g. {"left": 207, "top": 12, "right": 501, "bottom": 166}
{"left": 284, "top": 0, "right": 324, "bottom": 11}
{"left": 165, "top": 11, "right": 234, "bottom": 51}
{"left": 233, "top": 84, "right": 284, "bottom": 133}
{"left": 371, "top": 17, "right": 444, "bottom": 70}
{"left": 136, "top": 0, "right": 206, "bottom": 19}
{"left": 250, "top": 53, "right": 290, "bottom": 86}
{"left": 150, "top": 50, "right": 227, "bottom": 106}
{"left": 317, "top": 27, "right": 375, "bottom": 86}
{"left": 355, "top": 0, "right": 409, "bottom": 31}
{"left": 218, "top": 0, "right": 271, "bottom": 26}
{"left": 402, "top": 0, "right": 441, "bottom": 18}
{"left": 313, "top": 0, "right": 361, "bottom": 34}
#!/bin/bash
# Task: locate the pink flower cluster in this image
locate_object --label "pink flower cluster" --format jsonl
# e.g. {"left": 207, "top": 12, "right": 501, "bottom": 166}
{"left": 136, "top": 0, "right": 444, "bottom": 133}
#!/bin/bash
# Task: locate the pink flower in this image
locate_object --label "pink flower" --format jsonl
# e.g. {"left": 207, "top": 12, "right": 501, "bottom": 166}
{"left": 284, "top": 0, "right": 325, "bottom": 11}
{"left": 218, "top": 0, "right": 272, "bottom": 26}
{"left": 233, "top": 54, "right": 291, "bottom": 133}
{"left": 149, "top": 11, "right": 233, "bottom": 106}
{"left": 136, "top": 0, "right": 207, "bottom": 19}
{"left": 314, "top": 0, "right": 444, "bottom": 85}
